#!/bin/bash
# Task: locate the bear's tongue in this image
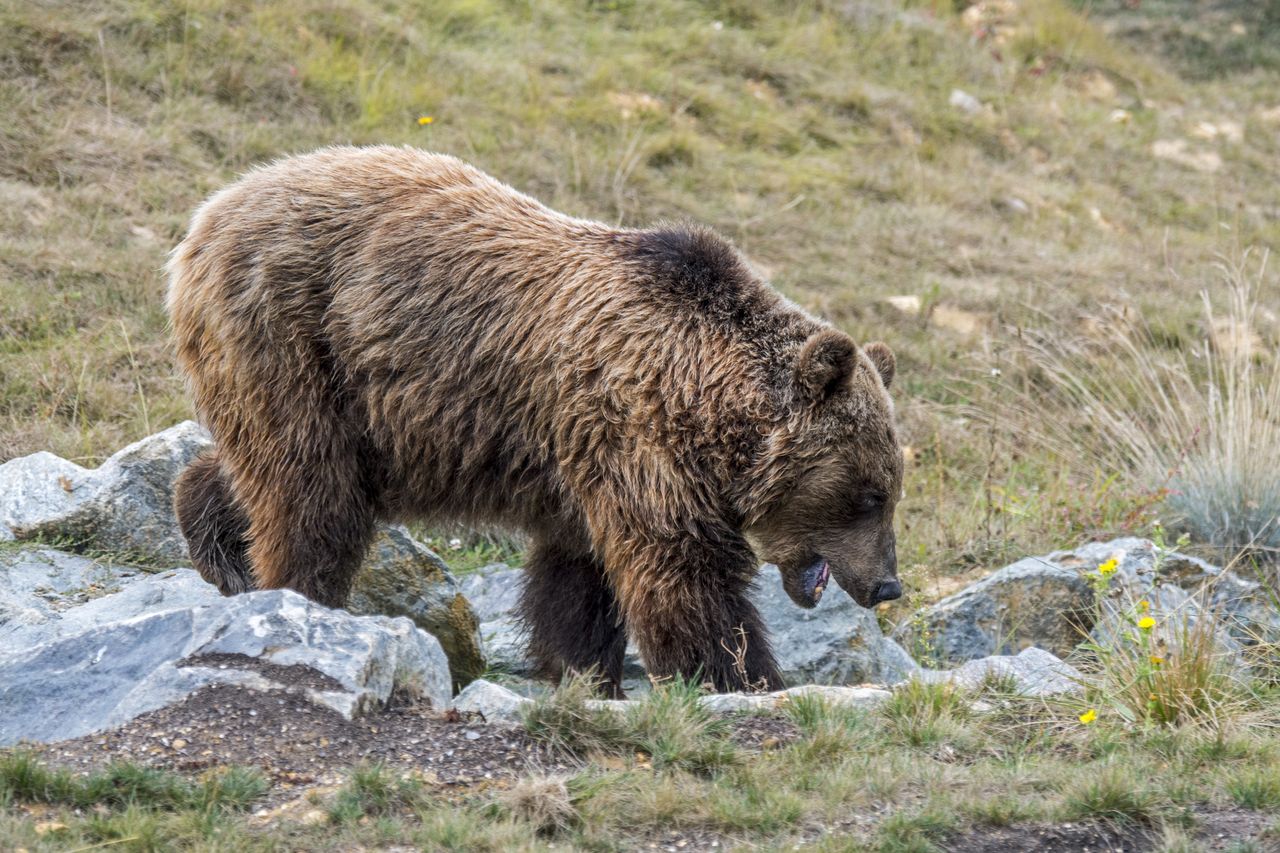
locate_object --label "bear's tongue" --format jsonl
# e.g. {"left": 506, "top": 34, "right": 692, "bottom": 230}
{"left": 804, "top": 560, "right": 831, "bottom": 604}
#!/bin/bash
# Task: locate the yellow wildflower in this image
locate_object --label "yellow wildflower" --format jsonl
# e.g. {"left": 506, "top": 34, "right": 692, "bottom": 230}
{"left": 1079, "top": 709, "right": 1097, "bottom": 725}
{"left": 1138, "top": 599, "right": 1150, "bottom": 612}
{"left": 1138, "top": 616, "right": 1157, "bottom": 631}
{"left": 1150, "top": 655, "right": 1163, "bottom": 666}
{"left": 418, "top": 115, "right": 435, "bottom": 125}
{"left": 1097, "top": 558, "right": 1118, "bottom": 576}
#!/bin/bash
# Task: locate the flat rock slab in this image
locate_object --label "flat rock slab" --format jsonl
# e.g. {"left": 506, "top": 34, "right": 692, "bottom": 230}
{"left": 0, "top": 566, "right": 451, "bottom": 746}
{"left": 451, "top": 678, "right": 893, "bottom": 725}
{"left": 918, "top": 647, "right": 1083, "bottom": 695}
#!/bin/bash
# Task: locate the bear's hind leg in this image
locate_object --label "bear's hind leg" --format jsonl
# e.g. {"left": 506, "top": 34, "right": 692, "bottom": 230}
{"left": 237, "top": 458, "right": 378, "bottom": 609}
{"left": 217, "top": 405, "right": 381, "bottom": 609}
{"left": 519, "top": 538, "right": 628, "bottom": 698}
{"left": 174, "top": 449, "right": 255, "bottom": 595}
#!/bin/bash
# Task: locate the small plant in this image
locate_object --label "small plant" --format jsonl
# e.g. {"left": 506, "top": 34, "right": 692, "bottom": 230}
{"left": 1226, "top": 766, "right": 1280, "bottom": 811}
{"left": 1076, "top": 546, "right": 1249, "bottom": 729}
{"left": 497, "top": 774, "right": 579, "bottom": 836}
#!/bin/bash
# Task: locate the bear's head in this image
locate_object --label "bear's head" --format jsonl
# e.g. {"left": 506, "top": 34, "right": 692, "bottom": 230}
{"left": 741, "top": 329, "right": 902, "bottom": 611}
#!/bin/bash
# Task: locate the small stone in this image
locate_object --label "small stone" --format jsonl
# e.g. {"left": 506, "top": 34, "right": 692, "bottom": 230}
{"left": 949, "top": 89, "right": 982, "bottom": 114}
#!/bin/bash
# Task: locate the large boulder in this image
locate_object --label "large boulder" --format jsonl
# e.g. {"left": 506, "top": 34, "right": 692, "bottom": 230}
{"left": 897, "top": 538, "right": 1277, "bottom": 673}
{"left": 0, "top": 550, "right": 451, "bottom": 746}
{"left": 0, "top": 421, "right": 211, "bottom": 563}
{"left": 893, "top": 557, "right": 1095, "bottom": 665}
{"left": 1054, "top": 538, "right": 1280, "bottom": 647}
{"left": 348, "top": 526, "right": 485, "bottom": 690}
{"left": 460, "top": 563, "right": 919, "bottom": 687}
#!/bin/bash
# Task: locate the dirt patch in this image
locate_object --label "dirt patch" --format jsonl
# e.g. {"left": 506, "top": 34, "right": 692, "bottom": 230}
{"left": 32, "top": 683, "right": 570, "bottom": 805}
{"left": 724, "top": 713, "right": 799, "bottom": 751}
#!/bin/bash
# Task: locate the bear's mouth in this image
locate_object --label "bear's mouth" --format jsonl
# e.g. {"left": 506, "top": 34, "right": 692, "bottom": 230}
{"left": 800, "top": 558, "right": 830, "bottom": 606}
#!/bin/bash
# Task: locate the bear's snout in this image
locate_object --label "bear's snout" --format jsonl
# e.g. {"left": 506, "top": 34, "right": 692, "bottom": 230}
{"left": 873, "top": 579, "right": 902, "bottom": 603}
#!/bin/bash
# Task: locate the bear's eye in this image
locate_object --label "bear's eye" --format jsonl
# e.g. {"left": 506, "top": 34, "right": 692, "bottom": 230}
{"left": 850, "top": 493, "right": 886, "bottom": 517}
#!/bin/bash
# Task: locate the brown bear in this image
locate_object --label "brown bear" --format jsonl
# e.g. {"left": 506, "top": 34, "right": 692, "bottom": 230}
{"left": 168, "top": 146, "right": 902, "bottom": 696}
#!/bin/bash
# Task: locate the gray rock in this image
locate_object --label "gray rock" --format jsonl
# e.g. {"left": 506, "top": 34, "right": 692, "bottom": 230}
{"left": 949, "top": 88, "right": 983, "bottom": 114}
{"left": 1, "top": 549, "right": 221, "bottom": 648}
{"left": 0, "top": 452, "right": 87, "bottom": 543}
{"left": 0, "top": 422, "right": 211, "bottom": 563}
{"left": 919, "top": 647, "right": 1083, "bottom": 696}
{"left": 450, "top": 678, "right": 531, "bottom": 724}
{"left": 460, "top": 563, "right": 918, "bottom": 687}
{"left": 459, "top": 565, "right": 529, "bottom": 676}
{"left": 1206, "top": 571, "right": 1280, "bottom": 645}
{"left": 894, "top": 557, "right": 1094, "bottom": 665}
{"left": 348, "top": 526, "right": 485, "bottom": 689}
{"left": 0, "top": 579, "right": 450, "bottom": 745}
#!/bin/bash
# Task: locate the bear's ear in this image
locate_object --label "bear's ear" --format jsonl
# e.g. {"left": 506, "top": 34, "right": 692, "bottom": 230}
{"left": 795, "top": 330, "right": 857, "bottom": 401}
{"left": 863, "top": 341, "right": 895, "bottom": 389}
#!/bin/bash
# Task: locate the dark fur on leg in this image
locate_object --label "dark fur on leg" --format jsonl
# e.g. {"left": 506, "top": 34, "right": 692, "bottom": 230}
{"left": 174, "top": 449, "right": 255, "bottom": 596}
{"left": 520, "top": 537, "right": 628, "bottom": 698}
{"left": 618, "top": 536, "right": 785, "bottom": 693}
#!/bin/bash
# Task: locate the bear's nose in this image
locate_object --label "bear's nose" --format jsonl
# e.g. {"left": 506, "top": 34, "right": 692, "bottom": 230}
{"left": 873, "top": 580, "right": 902, "bottom": 603}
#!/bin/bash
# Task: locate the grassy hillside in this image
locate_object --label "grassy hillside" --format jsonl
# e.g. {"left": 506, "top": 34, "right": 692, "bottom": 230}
{"left": 3, "top": 0, "right": 1279, "bottom": 588}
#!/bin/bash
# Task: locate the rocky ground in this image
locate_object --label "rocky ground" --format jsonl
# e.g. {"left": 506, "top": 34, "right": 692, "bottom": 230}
{"left": 4, "top": 426, "right": 1280, "bottom": 849}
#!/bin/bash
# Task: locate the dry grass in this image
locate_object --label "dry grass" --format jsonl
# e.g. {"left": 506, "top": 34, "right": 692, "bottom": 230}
{"left": 987, "top": 252, "right": 1280, "bottom": 564}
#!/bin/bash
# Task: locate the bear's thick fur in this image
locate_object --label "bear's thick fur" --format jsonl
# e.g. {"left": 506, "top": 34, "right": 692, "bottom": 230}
{"left": 169, "top": 147, "right": 902, "bottom": 695}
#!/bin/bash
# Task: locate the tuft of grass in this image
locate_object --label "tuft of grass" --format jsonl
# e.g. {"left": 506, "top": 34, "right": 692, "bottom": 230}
{"left": 0, "top": 752, "right": 266, "bottom": 813}
{"left": 875, "top": 806, "right": 955, "bottom": 853}
{"left": 496, "top": 774, "right": 579, "bottom": 836}
{"left": 1227, "top": 766, "right": 1280, "bottom": 812}
{"left": 782, "top": 692, "right": 873, "bottom": 763}
{"left": 521, "top": 673, "right": 631, "bottom": 757}
{"left": 880, "top": 679, "right": 974, "bottom": 749}
{"left": 523, "top": 675, "right": 740, "bottom": 774}
{"left": 329, "top": 763, "right": 425, "bottom": 824}
{"left": 625, "top": 679, "right": 739, "bottom": 774}
{"left": 1062, "top": 766, "right": 1159, "bottom": 824}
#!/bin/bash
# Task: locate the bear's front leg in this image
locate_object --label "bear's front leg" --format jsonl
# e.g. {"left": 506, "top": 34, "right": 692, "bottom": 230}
{"left": 614, "top": 537, "right": 784, "bottom": 693}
